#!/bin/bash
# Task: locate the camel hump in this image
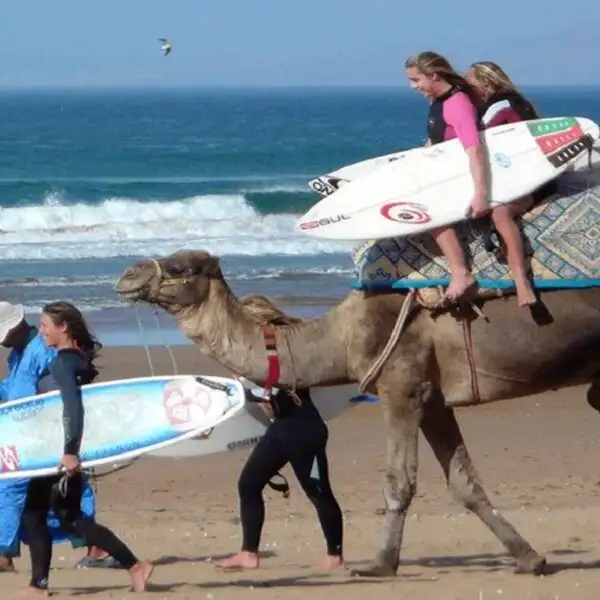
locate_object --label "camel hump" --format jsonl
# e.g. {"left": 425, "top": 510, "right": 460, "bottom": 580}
{"left": 352, "top": 167, "right": 600, "bottom": 298}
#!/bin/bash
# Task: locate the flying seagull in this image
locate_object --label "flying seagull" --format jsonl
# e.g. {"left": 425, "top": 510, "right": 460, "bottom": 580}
{"left": 158, "top": 38, "right": 172, "bottom": 56}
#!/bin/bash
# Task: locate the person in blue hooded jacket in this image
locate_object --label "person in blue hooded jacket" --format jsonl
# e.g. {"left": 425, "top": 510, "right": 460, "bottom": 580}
{"left": 0, "top": 302, "right": 114, "bottom": 572}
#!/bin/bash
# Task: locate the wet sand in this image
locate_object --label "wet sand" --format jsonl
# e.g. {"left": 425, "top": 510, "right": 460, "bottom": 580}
{"left": 2, "top": 346, "right": 600, "bottom": 599}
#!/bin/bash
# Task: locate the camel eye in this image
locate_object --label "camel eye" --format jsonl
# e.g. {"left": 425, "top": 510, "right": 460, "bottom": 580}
{"left": 167, "top": 262, "right": 187, "bottom": 276}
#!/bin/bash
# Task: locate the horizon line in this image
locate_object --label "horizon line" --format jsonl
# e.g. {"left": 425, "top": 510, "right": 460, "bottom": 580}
{"left": 2, "top": 82, "right": 600, "bottom": 93}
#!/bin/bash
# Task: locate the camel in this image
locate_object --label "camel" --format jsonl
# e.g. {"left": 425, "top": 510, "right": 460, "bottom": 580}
{"left": 115, "top": 249, "right": 600, "bottom": 578}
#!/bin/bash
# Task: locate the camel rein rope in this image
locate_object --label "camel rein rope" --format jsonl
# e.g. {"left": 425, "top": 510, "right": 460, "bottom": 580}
{"left": 91, "top": 259, "right": 181, "bottom": 483}
{"left": 357, "top": 289, "right": 416, "bottom": 394}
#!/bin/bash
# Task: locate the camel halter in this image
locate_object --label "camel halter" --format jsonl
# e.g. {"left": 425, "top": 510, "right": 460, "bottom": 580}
{"left": 149, "top": 257, "right": 193, "bottom": 290}
{"left": 124, "top": 258, "right": 184, "bottom": 377}
{"left": 144, "top": 258, "right": 292, "bottom": 496}
{"left": 141, "top": 258, "right": 287, "bottom": 392}
{"left": 89, "top": 259, "right": 185, "bottom": 483}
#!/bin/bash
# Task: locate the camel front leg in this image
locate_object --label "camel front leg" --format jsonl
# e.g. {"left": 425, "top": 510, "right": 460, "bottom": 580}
{"left": 351, "top": 382, "right": 425, "bottom": 577}
{"left": 419, "top": 388, "right": 546, "bottom": 575}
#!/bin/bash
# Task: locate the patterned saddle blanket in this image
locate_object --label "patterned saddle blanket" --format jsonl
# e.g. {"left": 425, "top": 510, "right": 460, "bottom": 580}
{"left": 351, "top": 163, "right": 600, "bottom": 293}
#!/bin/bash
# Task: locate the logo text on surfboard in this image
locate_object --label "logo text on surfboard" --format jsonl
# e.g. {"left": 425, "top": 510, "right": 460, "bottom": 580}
{"left": 299, "top": 214, "right": 351, "bottom": 230}
{"left": 528, "top": 117, "right": 591, "bottom": 168}
{"left": 380, "top": 202, "right": 431, "bottom": 225}
{"left": 308, "top": 177, "right": 346, "bottom": 196}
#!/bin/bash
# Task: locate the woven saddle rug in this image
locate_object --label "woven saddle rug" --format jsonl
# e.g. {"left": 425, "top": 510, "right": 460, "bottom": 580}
{"left": 351, "top": 165, "right": 600, "bottom": 297}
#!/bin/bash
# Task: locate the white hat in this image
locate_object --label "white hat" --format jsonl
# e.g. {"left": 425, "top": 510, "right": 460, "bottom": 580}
{"left": 0, "top": 302, "right": 25, "bottom": 343}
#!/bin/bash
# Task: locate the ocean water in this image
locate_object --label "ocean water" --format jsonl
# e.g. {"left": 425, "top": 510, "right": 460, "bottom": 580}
{"left": 1, "top": 86, "right": 599, "bottom": 345}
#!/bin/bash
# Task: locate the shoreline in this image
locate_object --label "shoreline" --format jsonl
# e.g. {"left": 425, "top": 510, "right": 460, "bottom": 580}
{"left": 12, "top": 301, "right": 336, "bottom": 347}
{"left": 1, "top": 345, "right": 234, "bottom": 380}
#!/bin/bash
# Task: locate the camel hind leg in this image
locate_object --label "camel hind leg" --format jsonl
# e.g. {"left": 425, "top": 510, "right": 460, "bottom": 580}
{"left": 419, "top": 387, "right": 546, "bottom": 575}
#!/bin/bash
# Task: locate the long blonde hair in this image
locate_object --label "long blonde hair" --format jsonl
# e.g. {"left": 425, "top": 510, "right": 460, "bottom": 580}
{"left": 405, "top": 51, "right": 479, "bottom": 104}
{"left": 239, "top": 294, "right": 302, "bottom": 326}
{"left": 468, "top": 61, "right": 538, "bottom": 116}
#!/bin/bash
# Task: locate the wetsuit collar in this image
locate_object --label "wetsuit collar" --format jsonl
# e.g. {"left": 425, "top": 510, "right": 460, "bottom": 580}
{"left": 436, "top": 85, "right": 458, "bottom": 102}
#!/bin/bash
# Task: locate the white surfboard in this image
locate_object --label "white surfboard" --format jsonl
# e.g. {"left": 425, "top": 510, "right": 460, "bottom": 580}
{"left": 308, "top": 140, "right": 600, "bottom": 197}
{"left": 0, "top": 374, "right": 247, "bottom": 480}
{"left": 309, "top": 140, "right": 600, "bottom": 200}
{"left": 307, "top": 148, "right": 418, "bottom": 197}
{"left": 297, "top": 116, "right": 600, "bottom": 241}
{"left": 149, "top": 381, "right": 371, "bottom": 458}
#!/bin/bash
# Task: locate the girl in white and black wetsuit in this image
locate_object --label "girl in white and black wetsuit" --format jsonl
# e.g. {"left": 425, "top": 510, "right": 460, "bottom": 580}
{"left": 216, "top": 295, "right": 344, "bottom": 572}
{"left": 466, "top": 61, "right": 555, "bottom": 307}
{"left": 19, "top": 301, "right": 153, "bottom": 596}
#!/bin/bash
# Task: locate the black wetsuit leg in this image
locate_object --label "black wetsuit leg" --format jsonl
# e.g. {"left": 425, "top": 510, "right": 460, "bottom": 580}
{"left": 23, "top": 474, "right": 138, "bottom": 590}
{"left": 238, "top": 402, "right": 343, "bottom": 556}
{"left": 287, "top": 434, "right": 343, "bottom": 557}
{"left": 238, "top": 425, "right": 289, "bottom": 552}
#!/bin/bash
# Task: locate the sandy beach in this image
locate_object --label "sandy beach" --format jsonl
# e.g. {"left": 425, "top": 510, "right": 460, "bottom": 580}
{"left": 2, "top": 345, "right": 600, "bottom": 599}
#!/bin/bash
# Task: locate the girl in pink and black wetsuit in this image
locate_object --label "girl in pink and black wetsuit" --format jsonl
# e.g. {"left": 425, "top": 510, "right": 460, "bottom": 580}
{"left": 466, "top": 61, "right": 544, "bottom": 306}
{"left": 406, "top": 51, "right": 487, "bottom": 302}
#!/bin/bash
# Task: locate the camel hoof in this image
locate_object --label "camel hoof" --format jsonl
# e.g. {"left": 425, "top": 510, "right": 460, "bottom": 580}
{"left": 514, "top": 553, "right": 547, "bottom": 576}
{"left": 350, "top": 561, "right": 397, "bottom": 577}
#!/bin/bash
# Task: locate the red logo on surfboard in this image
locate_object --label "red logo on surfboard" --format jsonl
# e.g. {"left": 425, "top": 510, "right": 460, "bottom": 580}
{"left": 535, "top": 125, "right": 584, "bottom": 155}
{"left": 163, "top": 380, "right": 213, "bottom": 432}
{"left": 0, "top": 446, "right": 20, "bottom": 473}
{"left": 380, "top": 202, "right": 431, "bottom": 225}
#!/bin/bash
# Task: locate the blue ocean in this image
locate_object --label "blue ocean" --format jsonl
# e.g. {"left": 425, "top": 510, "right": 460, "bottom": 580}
{"left": 1, "top": 86, "right": 599, "bottom": 345}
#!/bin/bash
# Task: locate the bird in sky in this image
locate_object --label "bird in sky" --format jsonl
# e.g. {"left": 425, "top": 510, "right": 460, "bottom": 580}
{"left": 158, "top": 38, "right": 172, "bottom": 56}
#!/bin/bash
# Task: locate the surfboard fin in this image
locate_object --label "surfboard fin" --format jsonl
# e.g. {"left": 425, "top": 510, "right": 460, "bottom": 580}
{"left": 194, "top": 376, "right": 233, "bottom": 395}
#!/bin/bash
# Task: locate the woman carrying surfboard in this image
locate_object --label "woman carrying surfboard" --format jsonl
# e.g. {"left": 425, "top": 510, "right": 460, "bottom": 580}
{"left": 17, "top": 302, "right": 153, "bottom": 596}
{"left": 0, "top": 302, "right": 102, "bottom": 573}
{"left": 465, "top": 60, "right": 551, "bottom": 306}
{"left": 405, "top": 51, "right": 488, "bottom": 302}
{"left": 215, "top": 295, "right": 344, "bottom": 572}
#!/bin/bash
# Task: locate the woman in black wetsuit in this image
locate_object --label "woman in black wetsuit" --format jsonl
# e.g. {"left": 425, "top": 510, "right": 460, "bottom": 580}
{"left": 18, "top": 301, "right": 153, "bottom": 596}
{"left": 216, "top": 295, "right": 344, "bottom": 572}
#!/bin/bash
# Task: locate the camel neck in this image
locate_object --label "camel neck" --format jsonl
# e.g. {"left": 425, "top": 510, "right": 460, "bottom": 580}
{"left": 173, "top": 283, "right": 346, "bottom": 388}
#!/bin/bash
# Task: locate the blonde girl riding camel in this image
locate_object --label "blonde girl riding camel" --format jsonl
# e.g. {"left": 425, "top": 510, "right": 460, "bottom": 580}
{"left": 466, "top": 60, "right": 547, "bottom": 306}
{"left": 405, "top": 51, "right": 537, "bottom": 306}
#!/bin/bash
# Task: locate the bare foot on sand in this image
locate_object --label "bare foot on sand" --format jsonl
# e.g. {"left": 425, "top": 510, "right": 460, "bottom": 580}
{"left": 315, "top": 554, "right": 344, "bottom": 571}
{"left": 87, "top": 546, "right": 109, "bottom": 560}
{"left": 128, "top": 561, "right": 154, "bottom": 593}
{"left": 515, "top": 279, "right": 537, "bottom": 307}
{"left": 0, "top": 555, "right": 15, "bottom": 572}
{"left": 443, "top": 273, "right": 476, "bottom": 302}
{"left": 12, "top": 587, "right": 49, "bottom": 598}
{"left": 215, "top": 551, "right": 259, "bottom": 570}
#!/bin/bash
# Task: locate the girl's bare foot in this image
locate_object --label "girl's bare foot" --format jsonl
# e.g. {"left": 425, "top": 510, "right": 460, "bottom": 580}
{"left": 87, "top": 546, "right": 109, "bottom": 560}
{"left": 315, "top": 554, "right": 343, "bottom": 571}
{"left": 12, "top": 587, "right": 49, "bottom": 598}
{"left": 515, "top": 280, "right": 537, "bottom": 307}
{"left": 443, "top": 273, "right": 476, "bottom": 302}
{"left": 215, "top": 551, "right": 259, "bottom": 570}
{"left": 128, "top": 561, "right": 153, "bottom": 593}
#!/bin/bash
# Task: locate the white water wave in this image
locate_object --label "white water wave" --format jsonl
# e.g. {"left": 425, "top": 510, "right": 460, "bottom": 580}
{"left": 0, "top": 193, "right": 351, "bottom": 261}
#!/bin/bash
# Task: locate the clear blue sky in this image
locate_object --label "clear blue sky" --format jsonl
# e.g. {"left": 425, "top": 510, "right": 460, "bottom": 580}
{"left": 2, "top": 0, "right": 600, "bottom": 88}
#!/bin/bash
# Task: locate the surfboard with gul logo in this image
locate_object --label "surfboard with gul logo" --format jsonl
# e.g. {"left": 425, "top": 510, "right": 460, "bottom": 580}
{"left": 297, "top": 116, "right": 600, "bottom": 241}
{"left": 0, "top": 375, "right": 246, "bottom": 480}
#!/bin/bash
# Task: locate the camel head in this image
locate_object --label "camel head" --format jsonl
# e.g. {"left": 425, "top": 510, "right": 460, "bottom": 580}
{"left": 115, "top": 249, "right": 223, "bottom": 313}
